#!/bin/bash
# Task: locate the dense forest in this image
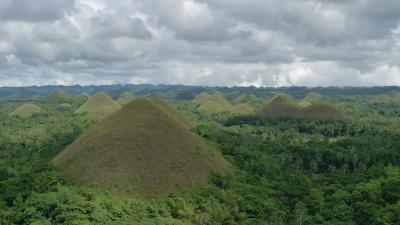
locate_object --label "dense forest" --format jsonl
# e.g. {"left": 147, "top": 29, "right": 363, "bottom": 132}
{"left": 1, "top": 85, "right": 400, "bottom": 225}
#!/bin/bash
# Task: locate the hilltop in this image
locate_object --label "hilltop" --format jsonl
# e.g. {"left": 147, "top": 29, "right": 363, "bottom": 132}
{"left": 233, "top": 103, "right": 254, "bottom": 114}
{"left": 53, "top": 98, "right": 228, "bottom": 197}
{"left": 370, "top": 94, "right": 395, "bottom": 104}
{"left": 10, "top": 103, "right": 44, "bottom": 117}
{"left": 47, "top": 90, "right": 73, "bottom": 102}
{"left": 258, "top": 93, "right": 300, "bottom": 119}
{"left": 116, "top": 91, "right": 136, "bottom": 105}
{"left": 302, "top": 92, "right": 322, "bottom": 103}
{"left": 194, "top": 92, "right": 233, "bottom": 113}
{"left": 234, "top": 93, "right": 258, "bottom": 104}
{"left": 298, "top": 103, "right": 347, "bottom": 120}
{"left": 75, "top": 92, "right": 121, "bottom": 116}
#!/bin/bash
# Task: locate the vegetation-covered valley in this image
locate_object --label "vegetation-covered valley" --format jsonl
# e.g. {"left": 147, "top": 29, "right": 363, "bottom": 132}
{"left": 1, "top": 85, "right": 400, "bottom": 225}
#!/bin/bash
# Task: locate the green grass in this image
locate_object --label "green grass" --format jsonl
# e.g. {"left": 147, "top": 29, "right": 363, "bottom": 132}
{"left": 47, "top": 90, "right": 73, "bottom": 102}
{"left": 194, "top": 92, "right": 233, "bottom": 113}
{"left": 297, "top": 101, "right": 312, "bottom": 108}
{"left": 75, "top": 92, "right": 121, "bottom": 116}
{"left": 234, "top": 92, "right": 258, "bottom": 104}
{"left": 53, "top": 98, "right": 229, "bottom": 198}
{"left": 297, "top": 103, "right": 347, "bottom": 120}
{"left": 232, "top": 103, "right": 253, "bottom": 114}
{"left": 302, "top": 92, "right": 322, "bottom": 102}
{"left": 258, "top": 93, "right": 300, "bottom": 119}
{"left": 369, "top": 94, "right": 395, "bottom": 104}
{"left": 116, "top": 92, "right": 135, "bottom": 105}
{"left": 9, "top": 103, "right": 44, "bottom": 117}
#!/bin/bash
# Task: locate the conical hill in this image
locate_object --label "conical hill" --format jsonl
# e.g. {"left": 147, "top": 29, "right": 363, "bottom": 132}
{"left": 194, "top": 92, "right": 233, "bottom": 113}
{"left": 369, "top": 94, "right": 394, "bottom": 104}
{"left": 116, "top": 92, "right": 135, "bottom": 105}
{"left": 258, "top": 93, "right": 300, "bottom": 119}
{"left": 298, "top": 103, "right": 346, "bottom": 120}
{"left": 10, "top": 103, "right": 44, "bottom": 117}
{"left": 302, "top": 92, "right": 322, "bottom": 103}
{"left": 53, "top": 98, "right": 228, "bottom": 197}
{"left": 233, "top": 103, "right": 254, "bottom": 114}
{"left": 75, "top": 92, "right": 121, "bottom": 116}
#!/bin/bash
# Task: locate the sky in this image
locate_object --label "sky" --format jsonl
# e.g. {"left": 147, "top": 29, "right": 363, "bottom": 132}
{"left": 0, "top": 0, "right": 400, "bottom": 87}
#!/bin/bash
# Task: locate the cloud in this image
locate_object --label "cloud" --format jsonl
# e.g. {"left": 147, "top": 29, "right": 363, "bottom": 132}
{"left": 0, "top": 0, "right": 399, "bottom": 87}
{"left": 0, "top": 0, "right": 75, "bottom": 22}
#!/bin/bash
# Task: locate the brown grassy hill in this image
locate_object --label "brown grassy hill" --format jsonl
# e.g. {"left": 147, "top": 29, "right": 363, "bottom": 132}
{"left": 233, "top": 103, "right": 254, "bottom": 114}
{"left": 75, "top": 92, "right": 121, "bottom": 116}
{"left": 193, "top": 92, "right": 213, "bottom": 105}
{"left": 116, "top": 92, "right": 136, "bottom": 105}
{"left": 194, "top": 92, "right": 233, "bottom": 113}
{"left": 10, "top": 103, "right": 44, "bottom": 117}
{"left": 303, "top": 92, "right": 322, "bottom": 103}
{"left": 53, "top": 98, "right": 228, "bottom": 197}
{"left": 369, "top": 94, "right": 394, "bottom": 104}
{"left": 258, "top": 93, "right": 300, "bottom": 119}
{"left": 297, "top": 103, "right": 346, "bottom": 120}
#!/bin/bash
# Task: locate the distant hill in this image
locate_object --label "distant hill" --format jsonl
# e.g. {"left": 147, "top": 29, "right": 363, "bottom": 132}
{"left": 258, "top": 93, "right": 300, "bottom": 119}
{"left": 302, "top": 92, "right": 322, "bottom": 103}
{"left": 194, "top": 92, "right": 233, "bottom": 113}
{"left": 147, "top": 91, "right": 163, "bottom": 99}
{"left": 116, "top": 92, "right": 135, "bottom": 105}
{"left": 369, "top": 94, "right": 395, "bottom": 104}
{"left": 233, "top": 103, "right": 254, "bottom": 114}
{"left": 47, "top": 90, "right": 73, "bottom": 102}
{"left": 175, "top": 91, "right": 195, "bottom": 100}
{"left": 298, "top": 103, "right": 346, "bottom": 120}
{"left": 75, "top": 92, "right": 121, "bottom": 116}
{"left": 10, "top": 103, "right": 44, "bottom": 117}
{"left": 53, "top": 98, "right": 228, "bottom": 197}
{"left": 234, "top": 92, "right": 258, "bottom": 104}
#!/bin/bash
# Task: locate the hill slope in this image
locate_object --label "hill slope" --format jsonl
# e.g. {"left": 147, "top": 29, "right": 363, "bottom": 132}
{"left": 194, "top": 92, "right": 233, "bottom": 113}
{"left": 233, "top": 103, "right": 254, "bottom": 114}
{"left": 258, "top": 93, "right": 300, "bottom": 119}
{"left": 53, "top": 98, "right": 228, "bottom": 197}
{"left": 116, "top": 92, "right": 135, "bottom": 105}
{"left": 298, "top": 103, "right": 347, "bottom": 120}
{"left": 303, "top": 92, "right": 322, "bottom": 102}
{"left": 75, "top": 92, "right": 121, "bottom": 116}
{"left": 10, "top": 103, "right": 44, "bottom": 117}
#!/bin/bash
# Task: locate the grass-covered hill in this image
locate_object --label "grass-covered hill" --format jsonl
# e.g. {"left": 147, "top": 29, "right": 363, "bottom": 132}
{"left": 116, "top": 91, "right": 135, "bottom": 105}
{"left": 75, "top": 92, "right": 121, "bottom": 116}
{"left": 233, "top": 103, "right": 254, "bottom": 114}
{"left": 47, "top": 90, "right": 73, "bottom": 103}
{"left": 194, "top": 92, "right": 233, "bottom": 113}
{"left": 234, "top": 92, "right": 258, "bottom": 104}
{"left": 302, "top": 92, "right": 322, "bottom": 102}
{"left": 53, "top": 98, "right": 229, "bottom": 197}
{"left": 258, "top": 93, "right": 300, "bottom": 119}
{"left": 369, "top": 94, "right": 397, "bottom": 104}
{"left": 298, "top": 103, "right": 347, "bottom": 120}
{"left": 9, "top": 103, "right": 44, "bottom": 117}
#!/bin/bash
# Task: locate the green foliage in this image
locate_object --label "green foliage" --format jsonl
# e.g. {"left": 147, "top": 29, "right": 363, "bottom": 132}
{"left": 1, "top": 87, "right": 400, "bottom": 225}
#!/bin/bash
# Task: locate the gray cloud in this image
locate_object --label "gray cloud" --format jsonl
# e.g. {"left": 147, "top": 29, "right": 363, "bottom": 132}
{"left": 0, "top": 0, "right": 74, "bottom": 22}
{"left": 0, "top": 0, "right": 399, "bottom": 87}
